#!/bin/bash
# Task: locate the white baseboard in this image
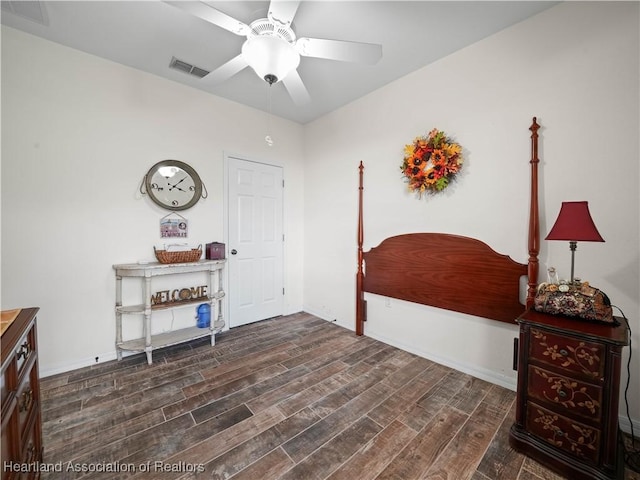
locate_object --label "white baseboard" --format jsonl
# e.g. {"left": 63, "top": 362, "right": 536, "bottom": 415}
{"left": 39, "top": 350, "right": 119, "bottom": 378}
{"left": 364, "top": 329, "right": 518, "bottom": 391}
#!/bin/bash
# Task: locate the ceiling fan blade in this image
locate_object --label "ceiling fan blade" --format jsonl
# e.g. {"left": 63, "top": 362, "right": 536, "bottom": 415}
{"left": 202, "top": 54, "right": 249, "bottom": 84}
{"left": 281, "top": 70, "right": 311, "bottom": 105}
{"left": 296, "top": 37, "right": 382, "bottom": 65}
{"left": 165, "top": 1, "right": 250, "bottom": 36}
{"left": 267, "top": 0, "right": 300, "bottom": 28}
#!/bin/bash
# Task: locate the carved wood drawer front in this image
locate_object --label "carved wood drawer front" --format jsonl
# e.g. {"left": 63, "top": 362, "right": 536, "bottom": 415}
{"left": 526, "top": 401, "right": 600, "bottom": 464}
{"left": 527, "top": 365, "right": 603, "bottom": 423}
{"left": 15, "top": 325, "right": 35, "bottom": 381}
{"left": 16, "top": 363, "right": 37, "bottom": 450}
{"left": 21, "top": 405, "right": 40, "bottom": 466}
{"left": 528, "top": 328, "right": 604, "bottom": 381}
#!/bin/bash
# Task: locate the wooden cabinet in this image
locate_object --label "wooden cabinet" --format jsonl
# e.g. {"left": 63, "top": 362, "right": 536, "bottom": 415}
{"left": 510, "top": 309, "right": 629, "bottom": 480}
{"left": 113, "top": 260, "right": 226, "bottom": 365}
{"left": 1, "top": 307, "right": 42, "bottom": 480}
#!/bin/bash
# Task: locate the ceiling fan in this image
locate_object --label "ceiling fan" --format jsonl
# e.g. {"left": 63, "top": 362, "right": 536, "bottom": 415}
{"left": 165, "top": 1, "right": 383, "bottom": 105}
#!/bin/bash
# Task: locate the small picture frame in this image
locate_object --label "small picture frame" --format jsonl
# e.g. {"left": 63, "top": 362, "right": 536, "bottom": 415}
{"left": 160, "top": 214, "right": 188, "bottom": 238}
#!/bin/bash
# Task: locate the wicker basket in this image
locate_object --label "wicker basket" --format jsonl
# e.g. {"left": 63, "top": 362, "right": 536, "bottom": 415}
{"left": 154, "top": 245, "right": 202, "bottom": 264}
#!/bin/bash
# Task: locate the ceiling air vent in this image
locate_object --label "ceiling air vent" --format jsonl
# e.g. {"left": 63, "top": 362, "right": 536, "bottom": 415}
{"left": 169, "top": 57, "right": 210, "bottom": 78}
{"left": 1, "top": 1, "right": 49, "bottom": 26}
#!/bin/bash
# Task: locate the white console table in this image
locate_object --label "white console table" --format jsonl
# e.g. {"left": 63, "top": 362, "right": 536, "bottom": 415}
{"left": 113, "top": 259, "right": 225, "bottom": 365}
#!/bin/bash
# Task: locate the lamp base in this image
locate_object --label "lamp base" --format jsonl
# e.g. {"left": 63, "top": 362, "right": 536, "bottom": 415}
{"left": 569, "top": 240, "right": 577, "bottom": 283}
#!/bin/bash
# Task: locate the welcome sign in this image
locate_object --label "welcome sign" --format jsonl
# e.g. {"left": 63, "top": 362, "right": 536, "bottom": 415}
{"left": 150, "top": 285, "right": 207, "bottom": 306}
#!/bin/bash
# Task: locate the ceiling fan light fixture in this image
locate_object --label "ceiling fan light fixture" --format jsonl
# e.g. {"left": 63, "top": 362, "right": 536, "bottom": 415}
{"left": 241, "top": 35, "right": 300, "bottom": 84}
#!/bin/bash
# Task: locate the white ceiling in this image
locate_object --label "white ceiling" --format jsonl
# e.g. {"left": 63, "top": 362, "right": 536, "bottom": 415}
{"left": 1, "top": 1, "right": 558, "bottom": 124}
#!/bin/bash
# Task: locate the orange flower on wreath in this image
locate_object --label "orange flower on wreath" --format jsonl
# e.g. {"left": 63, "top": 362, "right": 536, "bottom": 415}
{"left": 400, "top": 129, "right": 463, "bottom": 197}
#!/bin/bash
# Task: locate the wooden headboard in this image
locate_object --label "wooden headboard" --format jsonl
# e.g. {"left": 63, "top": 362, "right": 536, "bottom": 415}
{"left": 356, "top": 118, "right": 541, "bottom": 335}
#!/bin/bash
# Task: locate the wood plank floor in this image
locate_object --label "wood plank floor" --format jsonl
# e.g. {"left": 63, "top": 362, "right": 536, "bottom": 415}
{"left": 40, "top": 312, "right": 639, "bottom": 480}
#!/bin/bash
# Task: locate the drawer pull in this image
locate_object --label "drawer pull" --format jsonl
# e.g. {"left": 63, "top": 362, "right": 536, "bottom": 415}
{"left": 558, "top": 390, "right": 567, "bottom": 398}
{"left": 559, "top": 349, "right": 569, "bottom": 356}
{"left": 17, "top": 342, "right": 31, "bottom": 360}
{"left": 19, "top": 390, "right": 33, "bottom": 412}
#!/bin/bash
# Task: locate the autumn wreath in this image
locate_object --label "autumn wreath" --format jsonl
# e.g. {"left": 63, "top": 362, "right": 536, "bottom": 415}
{"left": 400, "top": 128, "right": 463, "bottom": 196}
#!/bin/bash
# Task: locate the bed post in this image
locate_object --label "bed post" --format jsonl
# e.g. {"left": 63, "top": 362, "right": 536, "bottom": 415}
{"left": 527, "top": 117, "right": 540, "bottom": 308}
{"left": 356, "top": 161, "right": 365, "bottom": 335}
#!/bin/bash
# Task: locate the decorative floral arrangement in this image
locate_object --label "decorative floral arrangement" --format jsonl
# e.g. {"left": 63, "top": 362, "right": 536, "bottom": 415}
{"left": 400, "top": 128, "right": 463, "bottom": 196}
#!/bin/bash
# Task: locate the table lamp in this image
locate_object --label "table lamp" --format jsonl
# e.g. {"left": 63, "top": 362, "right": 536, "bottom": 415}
{"left": 545, "top": 201, "right": 604, "bottom": 283}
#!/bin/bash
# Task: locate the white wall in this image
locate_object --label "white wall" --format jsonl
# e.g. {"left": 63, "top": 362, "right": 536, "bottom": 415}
{"left": 303, "top": 1, "right": 639, "bottom": 427}
{"left": 1, "top": 26, "right": 306, "bottom": 375}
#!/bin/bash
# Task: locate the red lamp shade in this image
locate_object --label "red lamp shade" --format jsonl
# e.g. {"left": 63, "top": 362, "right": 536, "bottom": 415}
{"left": 545, "top": 201, "right": 604, "bottom": 242}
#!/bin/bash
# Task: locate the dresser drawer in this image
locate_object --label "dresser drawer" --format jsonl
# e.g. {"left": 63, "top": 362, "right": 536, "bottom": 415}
{"left": 15, "top": 364, "right": 38, "bottom": 451}
{"left": 529, "top": 327, "right": 604, "bottom": 381}
{"left": 15, "top": 326, "right": 36, "bottom": 383}
{"left": 22, "top": 421, "right": 40, "bottom": 464}
{"left": 526, "top": 401, "right": 600, "bottom": 464}
{"left": 528, "top": 365, "right": 602, "bottom": 423}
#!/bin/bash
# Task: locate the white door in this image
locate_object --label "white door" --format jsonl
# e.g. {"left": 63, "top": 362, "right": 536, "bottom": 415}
{"left": 227, "top": 155, "right": 284, "bottom": 327}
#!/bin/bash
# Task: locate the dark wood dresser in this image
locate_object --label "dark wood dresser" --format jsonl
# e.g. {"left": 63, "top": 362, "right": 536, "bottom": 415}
{"left": 510, "top": 309, "right": 629, "bottom": 480}
{"left": 1, "top": 308, "right": 43, "bottom": 480}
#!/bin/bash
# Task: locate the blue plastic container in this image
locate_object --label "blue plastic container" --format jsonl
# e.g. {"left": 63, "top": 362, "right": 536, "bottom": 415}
{"left": 196, "top": 303, "right": 211, "bottom": 328}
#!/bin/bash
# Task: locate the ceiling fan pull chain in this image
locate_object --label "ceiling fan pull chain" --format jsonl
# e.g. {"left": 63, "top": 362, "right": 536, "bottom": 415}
{"left": 265, "top": 82, "right": 274, "bottom": 147}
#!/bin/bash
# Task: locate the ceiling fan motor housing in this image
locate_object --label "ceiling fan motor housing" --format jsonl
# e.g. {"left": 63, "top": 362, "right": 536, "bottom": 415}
{"left": 248, "top": 18, "right": 296, "bottom": 43}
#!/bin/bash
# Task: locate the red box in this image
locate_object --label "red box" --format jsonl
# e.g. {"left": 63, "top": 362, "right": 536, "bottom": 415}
{"left": 205, "top": 242, "right": 225, "bottom": 260}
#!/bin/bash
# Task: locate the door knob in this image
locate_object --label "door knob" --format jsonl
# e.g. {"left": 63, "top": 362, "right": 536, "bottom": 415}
{"left": 231, "top": 249, "right": 237, "bottom": 255}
